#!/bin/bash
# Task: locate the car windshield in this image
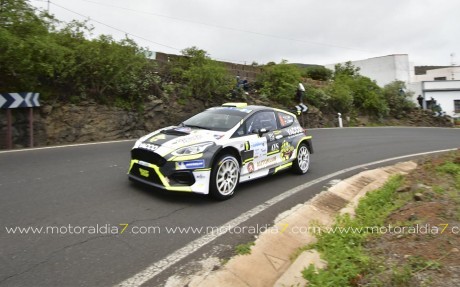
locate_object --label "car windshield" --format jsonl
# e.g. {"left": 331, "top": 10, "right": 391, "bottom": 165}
{"left": 182, "top": 108, "right": 248, "bottom": 131}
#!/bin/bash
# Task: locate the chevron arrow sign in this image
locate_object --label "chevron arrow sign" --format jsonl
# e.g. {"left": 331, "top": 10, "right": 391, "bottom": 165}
{"left": 295, "top": 103, "right": 308, "bottom": 113}
{"left": 0, "top": 93, "right": 40, "bottom": 109}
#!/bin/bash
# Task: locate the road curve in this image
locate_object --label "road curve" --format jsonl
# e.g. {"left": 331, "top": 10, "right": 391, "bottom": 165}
{"left": 0, "top": 127, "right": 458, "bottom": 287}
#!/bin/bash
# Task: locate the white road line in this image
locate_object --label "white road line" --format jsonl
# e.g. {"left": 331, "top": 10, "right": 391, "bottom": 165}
{"left": 115, "top": 148, "right": 457, "bottom": 287}
{"left": 0, "top": 139, "right": 136, "bottom": 154}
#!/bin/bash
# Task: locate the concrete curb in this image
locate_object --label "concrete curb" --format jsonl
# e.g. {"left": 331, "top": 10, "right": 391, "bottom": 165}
{"left": 171, "top": 161, "right": 418, "bottom": 287}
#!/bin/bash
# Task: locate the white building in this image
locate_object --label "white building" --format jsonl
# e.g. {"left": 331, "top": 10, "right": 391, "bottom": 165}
{"left": 408, "top": 67, "right": 460, "bottom": 118}
{"left": 420, "top": 81, "right": 460, "bottom": 118}
{"left": 325, "top": 54, "right": 412, "bottom": 87}
{"left": 325, "top": 55, "right": 460, "bottom": 118}
{"left": 413, "top": 66, "right": 460, "bottom": 82}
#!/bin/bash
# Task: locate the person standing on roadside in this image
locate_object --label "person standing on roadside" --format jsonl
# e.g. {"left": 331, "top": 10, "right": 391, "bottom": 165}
{"left": 297, "top": 82, "right": 305, "bottom": 103}
{"left": 417, "top": 94, "right": 424, "bottom": 108}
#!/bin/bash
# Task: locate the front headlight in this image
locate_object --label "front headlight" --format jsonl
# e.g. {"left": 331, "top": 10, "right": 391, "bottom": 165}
{"left": 172, "top": 142, "right": 214, "bottom": 156}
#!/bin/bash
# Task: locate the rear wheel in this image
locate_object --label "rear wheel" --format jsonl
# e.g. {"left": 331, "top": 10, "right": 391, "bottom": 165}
{"left": 210, "top": 155, "right": 240, "bottom": 200}
{"left": 292, "top": 143, "right": 310, "bottom": 174}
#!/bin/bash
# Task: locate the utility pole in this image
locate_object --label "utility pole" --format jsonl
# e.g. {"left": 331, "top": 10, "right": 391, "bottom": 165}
{"left": 47, "top": 0, "right": 50, "bottom": 14}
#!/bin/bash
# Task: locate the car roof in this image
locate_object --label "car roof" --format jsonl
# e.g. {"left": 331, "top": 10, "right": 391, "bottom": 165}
{"left": 245, "top": 105, "right": 271, "bottom": 111}
{"left": 208, "top": 104, "right": 295, "bottom": 117}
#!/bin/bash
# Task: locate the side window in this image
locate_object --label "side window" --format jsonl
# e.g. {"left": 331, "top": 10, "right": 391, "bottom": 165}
{"left": 234, "top": 124, "right": 246, "bottom": 137}
{"left": 277, "top": 112, "right": 294, "bottom": 128}
{"left": 246, "top": 111, "right": 278, "bottom": 133}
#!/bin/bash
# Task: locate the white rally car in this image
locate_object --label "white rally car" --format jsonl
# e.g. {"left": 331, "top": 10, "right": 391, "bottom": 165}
{"left": 128, "top": 103, "right": 313, "bottom": 200}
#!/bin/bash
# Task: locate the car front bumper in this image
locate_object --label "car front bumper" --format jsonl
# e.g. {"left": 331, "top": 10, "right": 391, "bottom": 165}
{"left": 128, "top": 148, "right": 214, "bottom": 194}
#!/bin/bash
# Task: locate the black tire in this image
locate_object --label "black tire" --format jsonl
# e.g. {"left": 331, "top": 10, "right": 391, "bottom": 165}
{"left": 292, "top": 143, "right": 310, "bottom": 174}
{"left": 210, "top": 154, "right": 240, "bottom": 200}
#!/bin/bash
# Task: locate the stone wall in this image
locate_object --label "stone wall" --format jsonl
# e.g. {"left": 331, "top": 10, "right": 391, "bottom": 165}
{"left": 0, "top": 98, "right": 453, "bottom": 150}
{"left": 0, "top": 96, "right": 208, "bottom": 149}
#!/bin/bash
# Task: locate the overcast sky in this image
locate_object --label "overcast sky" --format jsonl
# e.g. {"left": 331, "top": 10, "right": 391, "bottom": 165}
{"left": 30, "top": 0, "right": 459, "bottom": 66}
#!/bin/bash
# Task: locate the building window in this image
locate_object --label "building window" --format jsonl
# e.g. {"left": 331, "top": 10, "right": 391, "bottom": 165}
{"left": 434, "top": 77, "right": 447, "bottom": 80}
{"left": 455, "top": 100, "right": 460, "bottom": 113}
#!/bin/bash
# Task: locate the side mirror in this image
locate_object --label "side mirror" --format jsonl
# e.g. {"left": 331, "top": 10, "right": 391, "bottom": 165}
{"left": 258, "top": 128, "right": 268, "bottom": 137}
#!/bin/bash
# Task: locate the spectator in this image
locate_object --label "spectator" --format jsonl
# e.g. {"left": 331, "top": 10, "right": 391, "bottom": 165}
{"left": 297, "top": 82, "right": 305, "bottom": 103}
{"left": 242, "top": 77, "right": 249, "bottom": 92}
{"left": 417, "top": 94, "right": 424, "bottom": 108}
{"left": 236, "top": 75, "right": 241, "bottom": 88}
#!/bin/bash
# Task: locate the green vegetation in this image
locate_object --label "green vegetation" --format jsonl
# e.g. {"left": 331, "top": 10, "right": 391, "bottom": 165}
{"left": 235, "top": 241, "right": 255, "bottom": 255}
{"left": 255, "top": 61, "right": 414, "bottom": 120}
{"left": 302, "top": 152, "right": 460, "bottom": 286}
{"left": 164, "top": 46, "right": 233, "bottom": 100}
{"left": 1, "top": 0, "right": 418, "bottom": 120}
{"left": 436, "top": 161, "right": 460, "bottom": 176}
{"left": 256, "top": 60, "right": 302, "bottom": 103}
{"left": 301, "top": 65, "right": 333, "bottom": 81}
{"left": 0, "top": 0, "right": 159, "bottom": 108}
{"left": 302, "top": 176, "right": 406, "bottom": 286}
{"left": 382, "top": 81, "right": 416, "bottom": 117}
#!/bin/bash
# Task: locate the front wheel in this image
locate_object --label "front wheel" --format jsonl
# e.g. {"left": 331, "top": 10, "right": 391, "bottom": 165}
{"left": 292, "top": 143, "right": 310, "bottom": 174}
{"left": 210, "top": 155, "right": 240, "bottom": 200}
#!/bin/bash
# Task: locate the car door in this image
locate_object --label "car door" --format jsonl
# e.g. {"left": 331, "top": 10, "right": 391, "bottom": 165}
{"left": 275, "top": 111, "right": 299, "bottom": 163}
{"left": 238, "top": 111, "right": 283, "bottom": 174}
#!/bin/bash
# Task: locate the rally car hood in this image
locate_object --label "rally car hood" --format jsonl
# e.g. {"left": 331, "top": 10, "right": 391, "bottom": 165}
{"left": 138, "top": 126, "right": 226, "bottom": 151}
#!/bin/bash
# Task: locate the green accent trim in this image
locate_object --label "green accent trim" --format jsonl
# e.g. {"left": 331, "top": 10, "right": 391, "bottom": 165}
{"left": 128, "top": 159, "right": 138, "bottom": 173}
{"left": 168, "top": 153, "right": 204, "bottom": 162}
{"left": 244, "top": 141, "right": 250, "bottom": 151}
{"left": 267, "top": 150, "right": 280, "bottom": 156}
{"left": 243, "top": 158, "right": 254, "bottom": 164}
{"left": 274, "top": 162, "right": 292, "bottom": 173}
{"left": 295, "top": 136, "right": 312, "bottom": 151}
{"left": 150, "top": 164, "right": 193, "bottom": 192}
{"left": 129, "top": 159, "right": 192, "bottom": 192}
{"left": 222, "top": 102, "right": 247, "bottom": 108}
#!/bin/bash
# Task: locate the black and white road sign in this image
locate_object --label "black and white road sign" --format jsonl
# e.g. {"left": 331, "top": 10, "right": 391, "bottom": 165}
{"left": 0, "top": 93, "right": 40, "bottom": 109}
{"left": 295, "top": 103, "right": 308, "bottom": 113}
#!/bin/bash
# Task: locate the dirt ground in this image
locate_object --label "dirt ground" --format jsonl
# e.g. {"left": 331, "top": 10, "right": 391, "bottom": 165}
{"left": 360, "top": 150, "right": 460, "bottom": 286}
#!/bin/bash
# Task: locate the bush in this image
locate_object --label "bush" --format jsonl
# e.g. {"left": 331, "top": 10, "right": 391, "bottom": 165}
{"left": 256, "top": 60, "right": 302, "bottom": 104}
{"left": 0, "top": 1, "right": 160, "bottom": 107}
{"left": 305, "top": 86, "right": 330, "bottom": 110}
{"left": 166, "top": 47, "right": 233, "bottom": 100}
{"left": 383, "top": 81, "right": 416, "bottom": 117}
{"left": 302, "top": 66, "right": 333, "bottom": 81}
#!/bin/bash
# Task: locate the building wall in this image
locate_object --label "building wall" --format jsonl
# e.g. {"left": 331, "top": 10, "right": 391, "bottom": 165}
{"left": 422, "top": 80, "right": 460, "bottom": 118}
{"left": 413, "top": 66, "right": 460, "bottom": 82}
{"left": 325, "top": 54, "right": 411, "bottom": 87}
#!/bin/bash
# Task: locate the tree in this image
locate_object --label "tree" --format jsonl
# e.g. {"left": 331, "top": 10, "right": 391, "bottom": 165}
{"left": 325, "top": 62, "right": 389, "bottom": 117}
{"left": 0, "top": 0, "right": 159, "bottom": 106}
{"left": 333, "top": 61, "right": 361, "bottom": 79}
{"left": 0, "top": 0, "right": 59, "bottom": 91}
{"left": 305, "top": 86, "right": 330, "bottom": 109}
{"left": 326, "top": 77, "right": 354, "bottom": 113}
{"left": 302, "top": 66, "right": 333, "bottom": 81}
{"left": 382, "top": 81, "right": 416, "bottom": 117}
{"left": 347, "top": 76, "right": 388, "bottom": 117}
{"left": 256, "top": 60, "right": 302, "bottom": 104}
{"left": 167, "top": 46, "right": 233, "bottom": 100}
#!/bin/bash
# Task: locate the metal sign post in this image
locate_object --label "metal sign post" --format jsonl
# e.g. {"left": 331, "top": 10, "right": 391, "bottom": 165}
{"left": 6, "top": 109, "right": 12, "bottom": 149}
{"left": 1, "top": 92, "right": 40, "bottom": 149}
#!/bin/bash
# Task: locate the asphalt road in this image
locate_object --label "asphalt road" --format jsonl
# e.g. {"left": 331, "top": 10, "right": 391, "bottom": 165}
{"left": 0, "top": 127, "right": 459, "bottom": 287}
